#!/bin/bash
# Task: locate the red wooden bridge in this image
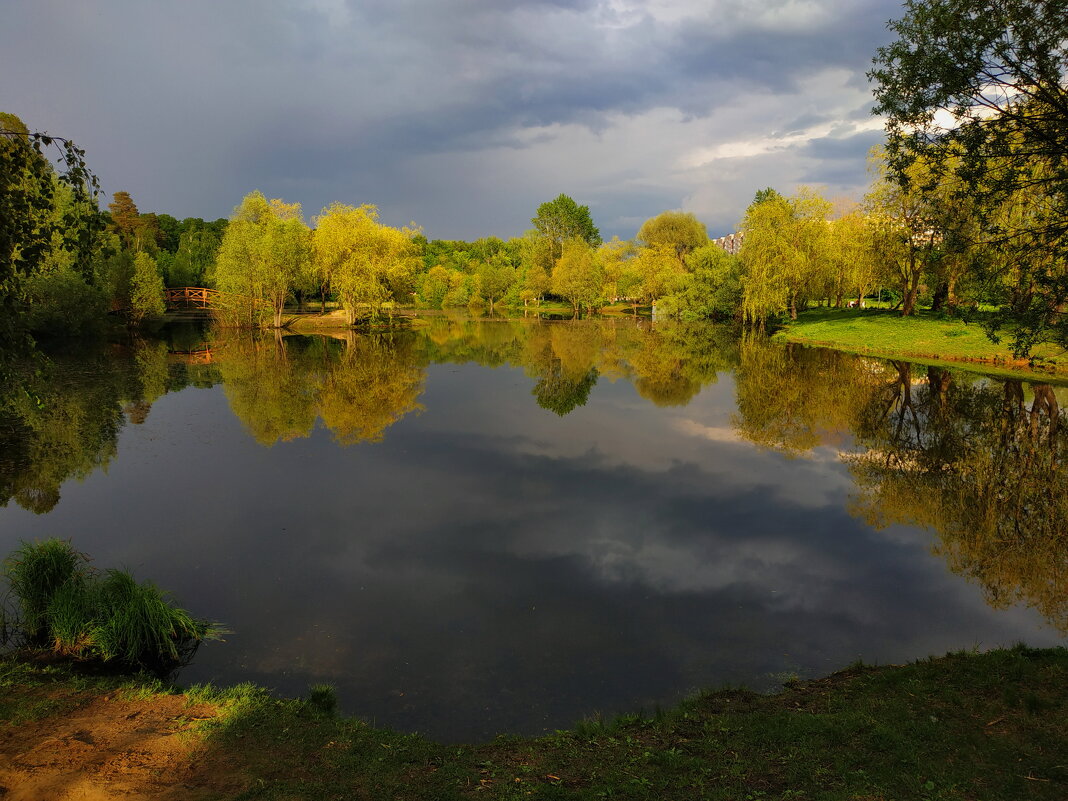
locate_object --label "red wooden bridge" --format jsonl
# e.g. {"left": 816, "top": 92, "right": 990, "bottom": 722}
{"left": 164, "top": 287, "right": 224, "bottom": 309}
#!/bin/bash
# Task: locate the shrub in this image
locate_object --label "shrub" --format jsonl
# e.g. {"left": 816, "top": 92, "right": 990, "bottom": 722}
{"left": 2, "top": 539, "right": 82, "bottom": 642}
{"left": 23, "top": 267, "right": 109, "bottom": 337}
{"left": 2, "top": 539, "right": 223, "bottom": 674}
{"left": 129, "top": 252, "right": 166, "bottom": 323}
{"left": 308, "top": 683, "right": 338, "bottom": 716}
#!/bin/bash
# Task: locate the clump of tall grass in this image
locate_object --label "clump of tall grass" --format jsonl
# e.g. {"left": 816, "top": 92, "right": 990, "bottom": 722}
{"left": 2, "top": 538, "right": 82, "bottom": 643}
{"left": 2, "top": 539, "right": 224, "bottom": 674}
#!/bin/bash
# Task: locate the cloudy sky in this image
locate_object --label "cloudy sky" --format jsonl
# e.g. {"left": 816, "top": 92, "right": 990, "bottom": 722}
{"left": 2, "top": 0, "right": 904, "bottom": 240}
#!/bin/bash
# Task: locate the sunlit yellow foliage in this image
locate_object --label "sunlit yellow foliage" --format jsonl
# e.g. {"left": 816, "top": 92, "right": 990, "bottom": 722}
{"left": 313, "top": 203, "right": 418, "bottom": 325}
{"left": 551, "top": 238, "right": 603, "bottom": 312}
{"left": 214, "top": 191, "right": 311, "bottom": 328}
{"left": 318, "top": 335, "right": 425, "bottom": 444}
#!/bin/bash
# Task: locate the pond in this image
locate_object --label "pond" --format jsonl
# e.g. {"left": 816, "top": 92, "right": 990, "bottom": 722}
{"left": 1, "top": 316, "right": 1064, "bottom": 743}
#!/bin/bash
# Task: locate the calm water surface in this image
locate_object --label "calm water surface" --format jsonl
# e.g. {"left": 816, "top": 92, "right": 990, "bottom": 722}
{"left": 1, "top": 317, "right": 1064, "bottom": 742}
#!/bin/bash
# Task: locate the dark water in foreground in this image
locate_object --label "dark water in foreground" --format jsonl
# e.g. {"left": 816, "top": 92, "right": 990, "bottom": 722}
{"left": 1, "top": 317, "right": 1065, "bottom": 742}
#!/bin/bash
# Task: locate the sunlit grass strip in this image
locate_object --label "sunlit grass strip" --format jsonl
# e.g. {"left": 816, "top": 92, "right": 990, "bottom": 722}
{"left": 777, "top": 308, "right": 1068, "bottom": 377}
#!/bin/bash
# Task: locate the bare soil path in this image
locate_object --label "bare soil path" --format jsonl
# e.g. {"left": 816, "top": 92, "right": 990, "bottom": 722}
{"left": 0, "top": 689, "right": 241, "bottom": 800}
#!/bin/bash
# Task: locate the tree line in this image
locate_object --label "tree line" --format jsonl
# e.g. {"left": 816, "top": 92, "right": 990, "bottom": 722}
{"left": 5, "top": 0, "right": 1066, "bottom": 354}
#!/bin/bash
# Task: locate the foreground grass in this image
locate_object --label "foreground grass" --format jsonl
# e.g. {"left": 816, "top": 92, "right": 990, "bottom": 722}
{"left": 2, "top": 646, "right": 1066, "bottom": 799}
{"left": 776, "top": 308, "right": 1068, "bottom": 380}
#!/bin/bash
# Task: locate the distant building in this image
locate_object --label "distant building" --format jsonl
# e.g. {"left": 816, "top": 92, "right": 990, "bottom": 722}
{"left": 712, "top": 231, "right": 743, "bottom": 255}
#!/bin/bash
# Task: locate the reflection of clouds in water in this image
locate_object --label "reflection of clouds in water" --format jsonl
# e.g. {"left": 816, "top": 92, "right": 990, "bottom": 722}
{"left": 673, "top": 417, "right": 744, "bottom": 443}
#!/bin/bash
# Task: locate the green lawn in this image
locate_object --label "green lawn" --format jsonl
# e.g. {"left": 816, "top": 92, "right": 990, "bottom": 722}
{"left": 3, "top": 646, "right": 1066, "bottom": 799}
{"left": 776, "top": 308, "right": 1068, "bottom": 380}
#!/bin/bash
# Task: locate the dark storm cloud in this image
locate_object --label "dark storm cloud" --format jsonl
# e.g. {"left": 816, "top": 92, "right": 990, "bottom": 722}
{"left": 802, "top": 128, "right": 885, "bottom": 161}
{"left": 0, "top": 0, "right": 906, "bottom": 237}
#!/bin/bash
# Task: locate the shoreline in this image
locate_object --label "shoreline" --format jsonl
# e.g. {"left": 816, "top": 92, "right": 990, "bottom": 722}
{"left": 775, "top": 308, "right": 1068, "bottom": 384}
{"left": 2, "top": 646, "right": 1065, "bottom": 799}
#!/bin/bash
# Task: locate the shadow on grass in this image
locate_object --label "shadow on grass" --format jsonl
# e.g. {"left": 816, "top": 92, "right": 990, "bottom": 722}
{"left": 5, "top": 646, "right": 1066, "bottom": 800}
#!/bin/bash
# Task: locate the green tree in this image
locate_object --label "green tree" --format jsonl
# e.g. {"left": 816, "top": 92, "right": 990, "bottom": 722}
{"left": 739, "top": 187, "right": 832, "bottom": 325}
{"left": 596, "top": 237, "right": 635, "bottom": 302}
{"left": 129, "top": 252, "right": 165, "bottom": 323}
{"left": 170, "top": 229, "right": 221, "bottom": 287}
{"left": 631, "top": 244, "right": 687, "bottom": 308}
{"left": 107, "top": 192, "right": 141, "bottom": 250}
{"left": 214, "top": 191, "right": 310, "bottom": 328}
{"left": 551, "top": 237, "right": 603, "bottom": 313}
{"left": 155, "top": 213, "right": 181, "bottom": 252}
{"left": 476, "top": 257, "right": 515, "bottom": 309}
{"left": 418, "top": 264, "right": 451, "bottom": 308}
{"left": 636, "top": 210, "right": 708, "bottom": 264}
{"left": 518, "top": 232, "right": 553, "bottom": 305}
{"left": 825, "top": 209, "right": 879, "bottom": 308}
{"left": 865, "top": 155, "right": 941, "bottom": 316}
{"left": 870, "top": 0, "right": 1068, "bottom": 343}
{"left": 531, "top": 194, "right": 601, "bottom": 261}
{"left": 262, "top": 213, "right": 311, "bottom": 328}
{"left": 214, "top": 191, "right": 272, "bottom": 327}
{"left": 661, "top": 244, "right": 743, "bottom": 321}
{"left": 1, "top": 113, "right": 101, "bottom": 351}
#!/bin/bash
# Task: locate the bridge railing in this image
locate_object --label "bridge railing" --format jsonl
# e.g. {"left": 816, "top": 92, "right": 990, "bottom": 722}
{"left": 164, "top": 287, "right": 225, "bottom": 309}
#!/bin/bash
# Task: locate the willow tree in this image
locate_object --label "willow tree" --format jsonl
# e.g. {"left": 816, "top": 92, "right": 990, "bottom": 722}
{"left": 596, "top": 236, "right": 635, "bottom": 302}
{"left": 214, "top": 191, "right": 310, "bottom": 328}
{"left": 313, "top": 203, "right": 418, "bottom": 325}
{"left": 262, "top": 215, "right": 311, "bottom": 327}
{"left": 739, "top": 188, "right": 832, "bottom": 326}
{"left": 518, "top": 232, "right": 553, "bottom": 306}
{"left": 826, "top": 211, "right": 879, "bottom": 307}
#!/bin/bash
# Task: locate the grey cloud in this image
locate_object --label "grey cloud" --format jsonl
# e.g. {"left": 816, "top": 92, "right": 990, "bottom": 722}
{"left": 1, "top": 0, "right": 905, "bottom": 236}
{"left": 802, "top": 128, "right": 886, "bottom": 161}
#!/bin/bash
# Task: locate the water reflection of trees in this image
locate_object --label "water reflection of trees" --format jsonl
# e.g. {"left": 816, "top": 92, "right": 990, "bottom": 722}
{"left": 0, "top": 340, "right": 215, "bottom": 513}
{"left": 729, "top": 339, "right": 1068, "bottom": 632}
{"left": 6, "top": 323, "right": 1064, "bottom": 629}
{"left": 732, "top": 336, "right": 893, "bottom": 456}
{"left": 419, "top": 316, "right": 735, "bottom": 413}
{"left": 848, "top": 365, "right": 1068, "bottom": 633}
{"left": 213, "top": 332, "right": 425, "bottom": 446}
{"left": 2, "top": 319, "right": 736, "bottom": 513}
{"left": 319, "top": 334, "right": 424, "bottom": 445}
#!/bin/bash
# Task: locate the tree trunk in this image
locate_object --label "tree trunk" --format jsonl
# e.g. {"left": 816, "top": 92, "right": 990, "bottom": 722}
{"left": 927, "top": 366, "right": 951, "bottom": 408}
{"left": 931, "top": 281, "right": 949, "bottom": 312}
{"left": 901, "top": 288, "right": 917, "bottom": 315}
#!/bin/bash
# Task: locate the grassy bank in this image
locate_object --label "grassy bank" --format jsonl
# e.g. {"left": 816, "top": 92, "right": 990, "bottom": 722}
{"left": 2, "top": 646, "right": 1066, "bottom": 799}
{"left": 775, "top": 308, "right": 1068, "bottom": 381}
